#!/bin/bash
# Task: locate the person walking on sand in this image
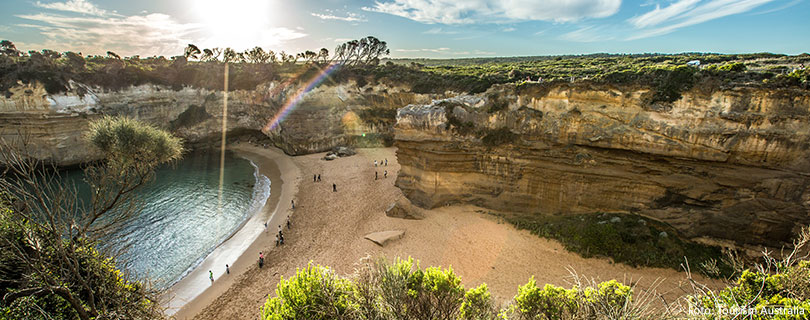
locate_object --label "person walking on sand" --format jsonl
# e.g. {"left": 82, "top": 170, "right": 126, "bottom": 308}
{"left": 374, "top": 160, "right": 377, "bottom": 167}
{"left": 318, "top": 174, "right": 321, "bottom": 182}
{"left": 226, "top": 264, "right": 230, "bottom": 274}
{"left": 314, "top": 174, "right": 316, "bottom": 182}
{"left": 286, "top": 215, "right": 291, "bottom": 229}
{"left": 333, "top": 183, "right": 337, "bottom": 192}
{"left": 384, "top": 170, "right": 388, "bottom": 178}
{"left": 291, "top": 200, "right": 295, "bottom": 209}
{"left": 259, "top": 252, "right": 264, "bottom": 268}
{"left": 209, "top": 270, "right": 214, "bottom": 282}
{"left": 385, "top": 158, "right": 388, "bottom": 166}
{"left": 375, "top": 171, "right": 378, "bottom": 180}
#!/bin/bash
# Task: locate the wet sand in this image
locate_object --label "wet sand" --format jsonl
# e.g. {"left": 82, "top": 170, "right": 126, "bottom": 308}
{"left": 179, "top": 146, "right": 717, "bottom": 319}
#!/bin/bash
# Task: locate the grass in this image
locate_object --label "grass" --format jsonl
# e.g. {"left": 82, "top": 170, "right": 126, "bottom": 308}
{"left": 494, "top": 211, "right": 734, "bottom": 277}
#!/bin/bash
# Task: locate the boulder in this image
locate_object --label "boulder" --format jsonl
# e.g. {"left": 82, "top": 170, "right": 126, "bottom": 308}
{"left": 364, "top": 230, "right": 405, "bottom": 246}
{"left": 323, "top": 154, "right": 338, "bottom": 161}
{"left": 385, "top": 197, "right": 425, "bottom": 220}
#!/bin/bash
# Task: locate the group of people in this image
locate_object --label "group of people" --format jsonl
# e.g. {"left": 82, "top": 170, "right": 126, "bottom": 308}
{"left": 374, "top": 158, "right": 389, "bottom": 180}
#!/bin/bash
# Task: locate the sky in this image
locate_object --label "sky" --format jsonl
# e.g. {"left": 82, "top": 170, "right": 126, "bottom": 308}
{"left": 0, "top": 0, "right": 808, "bottom": 58}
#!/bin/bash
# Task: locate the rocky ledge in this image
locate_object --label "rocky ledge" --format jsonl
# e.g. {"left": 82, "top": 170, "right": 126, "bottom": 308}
{"left": 394, "top": 82, "right": 810, "bottom": 248}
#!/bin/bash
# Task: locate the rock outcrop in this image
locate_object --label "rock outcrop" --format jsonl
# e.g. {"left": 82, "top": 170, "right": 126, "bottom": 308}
{"left": 0, "top": 81, "right": 436, "bottom": 166}
{"left": 395, "top": 82, "right": 810, "bottom": 248}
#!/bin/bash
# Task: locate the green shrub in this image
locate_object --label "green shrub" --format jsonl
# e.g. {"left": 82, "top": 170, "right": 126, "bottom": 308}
{"left": 511, "top": 279, "right": 579, "bottom": 320}
{"left": 460, "top": 284, "right": 497, "bottom": 320}
{"left": 261, "top": 263, "right": 357, "bottom": 320}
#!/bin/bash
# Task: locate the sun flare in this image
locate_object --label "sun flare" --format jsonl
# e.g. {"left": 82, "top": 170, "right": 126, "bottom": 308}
{"left": 191, "top": 0, "right": 278, "bottom": 50}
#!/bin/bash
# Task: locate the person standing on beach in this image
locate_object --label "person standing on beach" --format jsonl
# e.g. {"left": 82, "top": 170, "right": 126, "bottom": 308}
{"left": 318, "top": 174, "right": 321, "bottom": 182}
{"left": 226, "top": 264, "right": 230, "bottom": 274}
{"left": 291, "top": 200, "right": 295, "bottom": 209}
{"left": 385, "top": 158, "right": 388, "bottom": 166}
{"left": 384, "top": 170, "right": 388, "bottom": 178}
{"left": 209, "top": 270, "right": 214, "bottom": 282}
{"left": 375, "top": 171, "right": 378, "bottom": 180}
{"left": 259, "top": 252, "right": 264, "bottom": 268}
{"left": 333, "top": 183, "right": 337, "bottom": 192}
{"left": 314, "top": 174, "right": 316, "bottom": 182}
{"left": 374, "top": 160, "right": 377, "bottom": 167}
{"left": 286, "top": 215, "right": 291, "bottom": 229}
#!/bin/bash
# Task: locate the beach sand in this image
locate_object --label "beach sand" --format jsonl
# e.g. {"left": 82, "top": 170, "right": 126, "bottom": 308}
{"left": 175, "top": 145, "right": 716, "bottom": 319}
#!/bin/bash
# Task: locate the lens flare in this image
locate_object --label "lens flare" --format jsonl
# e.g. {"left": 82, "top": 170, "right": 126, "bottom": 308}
{"left": 263, "top": 63, "right": 342, "bottom": 133}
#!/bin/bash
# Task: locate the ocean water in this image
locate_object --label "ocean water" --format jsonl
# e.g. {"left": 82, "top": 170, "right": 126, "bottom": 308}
{"left": 64, "top": 150, "right": 270, "bottom": 289}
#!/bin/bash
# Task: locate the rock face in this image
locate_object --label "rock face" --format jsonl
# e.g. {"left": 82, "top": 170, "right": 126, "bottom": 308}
{"left": 395, "top": 82, "right": 810, "bottom": 247}
{"left": 0, "top": 81, "right": 436, "bottom": 166}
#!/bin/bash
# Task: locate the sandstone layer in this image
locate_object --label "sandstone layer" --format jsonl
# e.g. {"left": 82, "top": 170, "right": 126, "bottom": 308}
{"left": 394, "top": 82, "right": 810, "bottom": 247}
{"left": 0, "top": 81, "right": 435, "bottom": 166}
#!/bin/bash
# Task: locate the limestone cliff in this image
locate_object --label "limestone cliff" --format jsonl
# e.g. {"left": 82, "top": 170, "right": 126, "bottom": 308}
{"left": 395, "top": 82, "right": 810, "bottom": 247}
{"left": 0, "top": 81, "right": 434, "bottom": 166}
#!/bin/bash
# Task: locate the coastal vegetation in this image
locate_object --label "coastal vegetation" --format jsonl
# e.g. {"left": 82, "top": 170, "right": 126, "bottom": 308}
{"left": 2, "top": 39, "right": 808, "bottom": 100}
{"left": 261, "top": 231, "right": 810, "bottom": 320}
{"left": 0, "top": 117, "right": 182, "bottom": 319}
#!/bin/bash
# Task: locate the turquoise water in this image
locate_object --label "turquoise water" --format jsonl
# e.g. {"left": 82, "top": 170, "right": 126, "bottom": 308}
{"left": 64, "top": 150, "right": 270, "bottom": 289}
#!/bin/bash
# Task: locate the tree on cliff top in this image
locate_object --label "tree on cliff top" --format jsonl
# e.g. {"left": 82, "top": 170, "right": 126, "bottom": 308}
{"left": 0, "top": 116, "right": 183, "bottom": 319}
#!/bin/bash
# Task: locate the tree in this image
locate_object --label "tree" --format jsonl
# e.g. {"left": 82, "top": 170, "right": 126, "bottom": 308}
{"left": 0, "top": 40, "right": 21, "bottom": 57}
{"left": 106, "top": 51, "right": 120, "bottom": 59}
{"left": 184, "top": 44, "right": 201, "bottom": 60}
{"left": 318, "top": 48, "right": 329, "bottom": 64}
{"left": 0, "top": 116, "right": 183, "bottom": 319}
{"left": 333, "top": 36, "right": 389, "bottom": 66}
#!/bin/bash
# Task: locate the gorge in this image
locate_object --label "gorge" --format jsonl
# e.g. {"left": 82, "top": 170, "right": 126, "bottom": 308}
{"left": 2, "top": 78, "right": 809, "bottom": 250}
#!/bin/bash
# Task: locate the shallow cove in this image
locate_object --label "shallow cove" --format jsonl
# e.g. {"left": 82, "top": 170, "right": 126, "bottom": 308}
{"left": 63, "top": 149, "right": 270, "bottom": 289}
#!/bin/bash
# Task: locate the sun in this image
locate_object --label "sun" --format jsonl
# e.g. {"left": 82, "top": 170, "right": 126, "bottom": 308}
{"left": 191, "top": 0, "right": 278, "bottom": 50}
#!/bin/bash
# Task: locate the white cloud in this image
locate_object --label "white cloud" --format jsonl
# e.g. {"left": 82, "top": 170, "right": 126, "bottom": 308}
{"left": 424, "top": 27, "right": 459, "bottom": 34}
{"left": 311, "top": 11, "right": 366, "bottom": 22}
{"left": 362, "top": 0, "right": 622, "bottom": 24}
{"left": 35, "top": 0, "right": 108, "bottom": 16}
{"left": 628, "top": 0, "right": 777, "bottom": 39}
{"left": 559, "top": 26, "right": 614, "bottom": 42}
{"left": 628, "top": 0, "right": 700, "bottom": 28}
{"left": 16, "top": 12, "right": 199, "bottom": 56}
{"left": 501, "top": 27, "right": 516, "bottom": 32}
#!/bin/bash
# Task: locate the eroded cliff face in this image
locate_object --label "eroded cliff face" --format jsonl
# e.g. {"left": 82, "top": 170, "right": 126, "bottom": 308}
{"left": 395, "top": 82, "right": 810, "bottom": 247}
{"left": 0, "top": 81, "right": 434, "bottom": 166}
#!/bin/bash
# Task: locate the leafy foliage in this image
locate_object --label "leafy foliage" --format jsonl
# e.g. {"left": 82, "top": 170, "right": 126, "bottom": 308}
{"left": 0, "top": 117, "right": 183, "bottom": 319}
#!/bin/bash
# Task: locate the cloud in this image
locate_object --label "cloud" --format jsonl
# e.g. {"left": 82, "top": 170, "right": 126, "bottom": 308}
{"left": 628, "top": 0, "right": 777, "bottom": 39}
{"left": 35, "top": 0, "right": 108, "bottom": 16}
{"left": 628, "top": 0, "right": 700, "bottom": 28}
{"left": 501, "top": 27, "right": 516, "bottom": 32}
{"left": 559, "top": 26, "right": 613, "bottom": 42}
{"left": 310, "top": 11, "right": 367, "bottom": 22}
{"left": 362, "top": 0, "right": 622, "bottom": 24}
{"left": 424, "top": 27, "right": 459, "bottom": 34}
{"left": 15, "top": 12, "right": 200, "bottom": 56}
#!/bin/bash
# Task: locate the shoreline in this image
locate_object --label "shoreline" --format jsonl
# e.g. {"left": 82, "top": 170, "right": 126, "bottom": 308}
{"left": 165, "top": 143, "right": 301, "bottom": 319}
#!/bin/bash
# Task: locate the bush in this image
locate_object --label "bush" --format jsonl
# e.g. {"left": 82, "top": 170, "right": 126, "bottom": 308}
{"left": 261, "top": 263, "right": 357, "bottom": 320}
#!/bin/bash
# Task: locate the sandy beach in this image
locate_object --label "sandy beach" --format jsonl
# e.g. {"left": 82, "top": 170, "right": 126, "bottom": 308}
{"left": 174, "top": 145, "right": 716, "bottom": 319}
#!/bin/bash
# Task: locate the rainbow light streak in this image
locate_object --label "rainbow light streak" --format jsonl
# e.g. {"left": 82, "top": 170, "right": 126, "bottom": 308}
{"left": 263, "top": 63, "right": 342, "bottom": 133}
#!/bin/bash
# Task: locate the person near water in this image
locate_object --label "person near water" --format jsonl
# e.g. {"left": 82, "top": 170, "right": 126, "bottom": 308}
{"left": 333, "top": 183, "right": 337, "bottom": 192}
{"left": 291, "top": 200, "right": 295, "bottom": 209}
{"left": 209, "top": 270, "right": 214, "bottom": 282}
{"left": 259, "top": 252, "right": 264, "bottom": 268}
{"left": 384, "top": 170, "right": 388, "bottom": 178}
{"left": 226, "top": 264, "right": 230, "bottom": 274}
{"left": 278, "top": 225, "right": 282, "bottom": 235}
